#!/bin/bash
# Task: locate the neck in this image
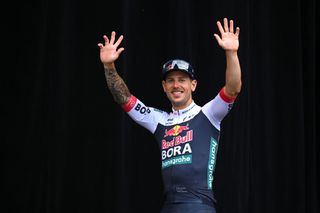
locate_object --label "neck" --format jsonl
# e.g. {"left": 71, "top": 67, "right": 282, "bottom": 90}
{"left": 172, "top": 100, "right": 194, "bottom": 111}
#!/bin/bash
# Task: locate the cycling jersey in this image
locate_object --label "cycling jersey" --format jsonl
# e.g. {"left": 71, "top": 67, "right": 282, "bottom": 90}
{"left": 121, "top": 88, "right": 236, "bottom": 208}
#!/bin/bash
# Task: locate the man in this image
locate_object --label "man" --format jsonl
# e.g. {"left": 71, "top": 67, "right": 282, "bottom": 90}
{"left": 98, "top": 18, "right": 241, "bottom": 213}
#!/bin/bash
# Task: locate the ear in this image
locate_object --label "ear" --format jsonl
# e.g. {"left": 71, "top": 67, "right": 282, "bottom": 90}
{"left": 191, "top": 79, "right": 197, "bottom": 92}
{"left": 162, "top": 80, "right": 167, "bottom": 92}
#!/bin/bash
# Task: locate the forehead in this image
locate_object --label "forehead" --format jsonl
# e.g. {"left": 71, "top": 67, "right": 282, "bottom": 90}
{"left": 165, "top": 70, "right": 190, "bottom": 79}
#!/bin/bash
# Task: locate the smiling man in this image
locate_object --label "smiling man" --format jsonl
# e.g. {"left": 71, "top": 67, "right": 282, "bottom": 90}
{"left": 98, "top": 18, "right": 242, "bottom": 213}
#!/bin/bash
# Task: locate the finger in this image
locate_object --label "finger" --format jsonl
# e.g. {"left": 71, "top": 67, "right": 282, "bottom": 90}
{"left": 103, "top": 35, "right": 109, "bottom": 45}
{"left": 114, "top": 35, "right": 124, "bottom": 47}
{"left": 214, "top": 34, "right": 222, "bottom": 44}
{"left": 110, "top": 31, "right": 116, "bottom": 44}
{"left": 224, "top": 18, "right": 229, "bottom": 32}
{"left": 117, "top": 47, "right": 125, "bottom": 55}
{"left": 229, "top": 20, "right": 234, "bottom": 33}
{"left": 97, "top": 43, "right": 104, "bottom": 49}
{"left": 216, "top": 21, "right": 224, "bottom": 34}
{"left": 235, "top": 27, "right": 240, "bottom": 37}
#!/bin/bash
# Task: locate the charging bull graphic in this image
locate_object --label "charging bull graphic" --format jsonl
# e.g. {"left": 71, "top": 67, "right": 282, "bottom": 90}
{"left": 164, "top": 124, "right": 189, "bottom": 137}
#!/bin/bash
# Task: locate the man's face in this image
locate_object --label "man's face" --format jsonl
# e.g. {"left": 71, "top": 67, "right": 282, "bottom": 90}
{"left": 162, "top": 70, "right": 197, "bottom": 110}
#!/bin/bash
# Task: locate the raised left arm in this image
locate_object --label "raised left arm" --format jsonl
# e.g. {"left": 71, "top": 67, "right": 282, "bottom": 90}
{"left": 214, "top": 18, "right": 242, "bottom": 97}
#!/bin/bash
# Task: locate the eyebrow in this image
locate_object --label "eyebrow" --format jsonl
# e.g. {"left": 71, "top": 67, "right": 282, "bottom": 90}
{"left": 167, "top": 75, "right": 189, "bottom": 79}
{"left": 167, "top": 77, "right": 187, "bottom": 81}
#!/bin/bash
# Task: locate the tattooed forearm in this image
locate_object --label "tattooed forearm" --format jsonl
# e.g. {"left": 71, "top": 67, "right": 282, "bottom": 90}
{"left": 104, "top": 68, "right": 131, "bottom": 105}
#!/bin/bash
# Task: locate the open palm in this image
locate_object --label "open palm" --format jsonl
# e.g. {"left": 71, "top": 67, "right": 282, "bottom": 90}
{"left": 214, "top": 18, "right": 240, "bottom": 51}
{"left": 98, "top": 31, "right": 124, "bottom": 65}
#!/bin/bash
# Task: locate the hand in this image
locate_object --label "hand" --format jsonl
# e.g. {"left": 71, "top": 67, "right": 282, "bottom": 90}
{"left": 98, "top": 31, "right": 125, "bottom": 66}
{"left": 214, "top": 18, "right": 240, "bottom": 51}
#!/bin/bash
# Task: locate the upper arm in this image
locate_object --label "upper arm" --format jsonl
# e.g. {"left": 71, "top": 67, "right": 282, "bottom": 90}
{"left": 122, "top": 95, "right": 165, "bottom": 133}
{"left": 202, "top": 88, "right": 236, "bottom": 130}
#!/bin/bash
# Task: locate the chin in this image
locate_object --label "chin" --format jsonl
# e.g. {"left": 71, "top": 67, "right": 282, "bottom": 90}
{"left": 170, "top": 98, "right": 182, "bottom": 104}
{"left": 172, "top": 100, "right": 184, "bottom": 107}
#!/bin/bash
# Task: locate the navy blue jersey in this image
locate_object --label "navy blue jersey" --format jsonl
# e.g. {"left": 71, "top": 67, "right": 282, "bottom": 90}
{"left": 121, "top": 88, "right": 235, "bottom": 206}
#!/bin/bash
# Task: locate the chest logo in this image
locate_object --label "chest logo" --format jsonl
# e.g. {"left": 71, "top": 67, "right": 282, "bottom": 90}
{"left": 164, "top": 124, "right": 189, "bottom": 137}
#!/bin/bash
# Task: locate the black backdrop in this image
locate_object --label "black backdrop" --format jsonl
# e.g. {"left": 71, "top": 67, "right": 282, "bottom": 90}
{"left": 2, "top": 0, "right": 319, "bottom": 212}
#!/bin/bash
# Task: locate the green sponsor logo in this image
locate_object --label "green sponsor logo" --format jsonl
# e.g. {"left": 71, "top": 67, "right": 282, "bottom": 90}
{"left": 162, "top": 154, "right": 192, "bottom": 168}
{"left": 207, "top": 138, "right": 218, "bottom": 189}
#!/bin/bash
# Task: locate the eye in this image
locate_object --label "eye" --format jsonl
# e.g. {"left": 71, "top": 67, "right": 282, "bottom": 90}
{"left": 166, "top": 79, "right": 174, "bottom": 83}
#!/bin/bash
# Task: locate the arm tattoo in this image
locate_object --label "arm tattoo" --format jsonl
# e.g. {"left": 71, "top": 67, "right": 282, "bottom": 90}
{"left": 104, "top": 68, "right": 131, "bottom": 105}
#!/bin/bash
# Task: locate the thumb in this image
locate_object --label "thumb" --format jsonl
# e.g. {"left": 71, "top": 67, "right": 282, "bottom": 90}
{"left": 117, "top": 47, "right": 125, "bottom": 55}
{"left": 214, "top": 34, "right": 221, "bottom": 44}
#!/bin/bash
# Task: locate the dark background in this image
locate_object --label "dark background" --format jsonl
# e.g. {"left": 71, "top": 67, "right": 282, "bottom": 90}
{"left": 2, "top": 0, "right": 319, "bottom": 212}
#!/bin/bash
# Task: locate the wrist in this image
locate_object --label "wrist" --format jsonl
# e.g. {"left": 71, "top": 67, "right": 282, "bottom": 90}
{"left": 103, "top": 62, "right": 115, "bottom": 70}
{"left": 225, "top": 49, "right": 238, "bottom": 54}
{"left": 225, "top": 50, "right": 238, "bottom": 58}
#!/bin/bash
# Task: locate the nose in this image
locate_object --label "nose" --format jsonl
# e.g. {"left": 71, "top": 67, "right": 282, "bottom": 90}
{"left": 173, "top": 80, "right": 180, "bottom": 88}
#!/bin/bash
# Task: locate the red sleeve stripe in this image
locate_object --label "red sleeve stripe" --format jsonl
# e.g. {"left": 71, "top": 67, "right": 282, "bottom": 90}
{"left": 219, "top": 88, "right": 237, "bottom": 103}
{"left": 121, "top": 95, "right": 137, "bottom": 112}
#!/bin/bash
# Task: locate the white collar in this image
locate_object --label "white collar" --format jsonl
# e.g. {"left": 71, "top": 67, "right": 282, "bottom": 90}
{"left": 172, "top": 101, "right": 196, "bottom": 115}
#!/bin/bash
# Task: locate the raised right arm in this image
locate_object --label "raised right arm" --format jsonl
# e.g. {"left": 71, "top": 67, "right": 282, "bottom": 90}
{"left": 98, "top": 31, "right": 131, "bottom": 105}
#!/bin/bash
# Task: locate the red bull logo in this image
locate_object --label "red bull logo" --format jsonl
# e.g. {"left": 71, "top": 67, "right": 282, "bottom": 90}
{"left": 164, "top": 124, "right": 189, "bottom": 137}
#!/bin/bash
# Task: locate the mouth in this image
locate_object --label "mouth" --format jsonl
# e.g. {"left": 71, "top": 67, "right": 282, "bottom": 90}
{"left": 171, "top": 91, "right": 183, "bottom": 98}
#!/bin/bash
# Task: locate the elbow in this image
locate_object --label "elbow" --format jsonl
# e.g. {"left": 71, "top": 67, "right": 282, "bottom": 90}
{"left": 226, "top": 80, "right": 242, "bottom": 97}
{"left": 235, "top": 81, "right": 242, "bottom": 95}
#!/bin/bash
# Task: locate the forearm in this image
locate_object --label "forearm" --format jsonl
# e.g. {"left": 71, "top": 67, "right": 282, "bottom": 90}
{"left": 224, "top": 50, "right": 242, "bottom": 97}
{"left": 104, "top": 63, "right": 131, "bottom": 105}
